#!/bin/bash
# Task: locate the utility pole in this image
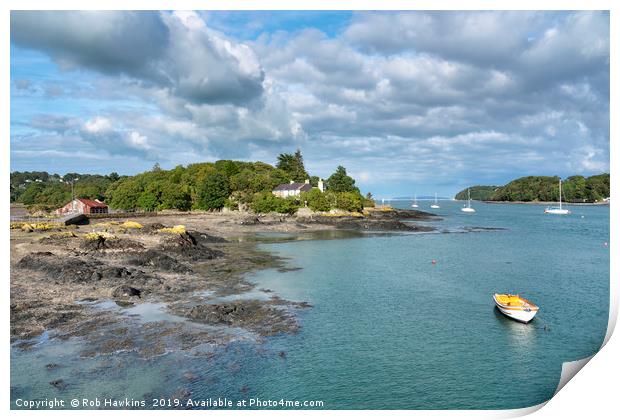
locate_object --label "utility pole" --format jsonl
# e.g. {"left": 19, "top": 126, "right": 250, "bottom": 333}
{"left": 64, "top": 177, "right": 79, "bottom": 213}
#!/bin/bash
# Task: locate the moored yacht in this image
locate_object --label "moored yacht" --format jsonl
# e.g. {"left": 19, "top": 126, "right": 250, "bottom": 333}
{"left": 430, "top": 193, "right": 440, "bottom": 209}
{"left": 544, "top": 179, "right": 570, "bottom": 215}
{"left": 460, "top": 189, "right": 476, "bottom": 213}
{"left": 411, "top": 194, "right": 419, "bottom": 208}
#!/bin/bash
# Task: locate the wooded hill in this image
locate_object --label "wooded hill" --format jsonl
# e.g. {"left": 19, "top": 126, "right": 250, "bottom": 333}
{"left": 455, "top": 174, "right": 610, "bottom": 202}
{"left": 11, "top": 150, "right": 373, "bottom": 214}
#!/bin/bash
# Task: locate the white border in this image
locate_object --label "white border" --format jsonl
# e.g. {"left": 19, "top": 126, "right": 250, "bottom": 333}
{"left": 2, "top": 1, "right": 616, "bottom": 419}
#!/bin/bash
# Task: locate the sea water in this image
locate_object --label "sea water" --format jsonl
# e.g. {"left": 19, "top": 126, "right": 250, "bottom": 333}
{"left": 11, "top": 201, "right": 610, "bottom": 409}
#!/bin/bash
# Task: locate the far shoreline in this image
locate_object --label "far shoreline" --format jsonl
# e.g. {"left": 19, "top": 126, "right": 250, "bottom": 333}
{"left": 478, "top": 200, "right": 609, "bottom": 206}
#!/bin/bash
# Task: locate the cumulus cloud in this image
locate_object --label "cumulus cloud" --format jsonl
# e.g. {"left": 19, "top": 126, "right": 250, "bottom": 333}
{"left": 11, "top": 10, "right": 265, "bottom": 105}
{"left": 79, "top": 116, "right": 152, "bottom": 157}
{"left": 10, "top": 11, "right": 610, "bottom": 195}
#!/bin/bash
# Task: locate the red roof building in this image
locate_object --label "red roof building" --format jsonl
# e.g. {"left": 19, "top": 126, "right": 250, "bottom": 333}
{"left": 56, "top": 198, "right": 108, "bottom": 215}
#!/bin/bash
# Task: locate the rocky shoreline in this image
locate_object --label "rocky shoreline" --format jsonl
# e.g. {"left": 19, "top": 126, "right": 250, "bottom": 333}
{"left": 10, "top": 208, "right": 438, "bottom": 356}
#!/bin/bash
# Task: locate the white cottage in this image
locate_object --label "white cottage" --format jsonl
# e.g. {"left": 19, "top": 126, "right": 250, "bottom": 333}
{"left": 272, "top": 179, "right": 324, "bottom": 198}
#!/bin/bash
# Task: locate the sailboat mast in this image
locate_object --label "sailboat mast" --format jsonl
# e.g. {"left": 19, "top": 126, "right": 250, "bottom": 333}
{"left": 559, "top": 179, "right": 562, "bottom": 210}
{"left": 468, "top": 189, "right": 471, "bottom": 207}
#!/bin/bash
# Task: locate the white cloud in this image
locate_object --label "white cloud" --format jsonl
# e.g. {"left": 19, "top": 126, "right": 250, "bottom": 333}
{"left": 84, "top": 116, "right": 112, "bottom": 133}
{"left": 10, "top": 11, "right": 610, "bottom": 194}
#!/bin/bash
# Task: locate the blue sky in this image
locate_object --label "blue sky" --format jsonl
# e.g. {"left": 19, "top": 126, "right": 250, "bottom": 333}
{"left": 10, "top": 11, "right": 609, "bottom": 197}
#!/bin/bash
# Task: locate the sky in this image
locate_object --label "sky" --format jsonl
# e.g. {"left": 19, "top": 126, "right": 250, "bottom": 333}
{"left": 10, "top": 10, "right": 610, "bottom": 197}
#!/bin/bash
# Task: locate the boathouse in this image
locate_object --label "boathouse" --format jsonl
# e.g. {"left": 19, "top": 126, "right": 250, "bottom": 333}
{"left": 56, "top": 198, "right": 109, "bottom": 215}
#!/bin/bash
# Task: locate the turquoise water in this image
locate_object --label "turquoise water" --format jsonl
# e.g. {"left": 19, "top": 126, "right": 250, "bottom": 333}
{"left": 11, "top": 202, "right": 609, "bottom": 409}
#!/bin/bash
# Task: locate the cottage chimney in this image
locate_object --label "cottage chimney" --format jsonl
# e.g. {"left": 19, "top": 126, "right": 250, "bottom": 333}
{"left": 304, "top": 179, "right": 310, "bottom": 184}
{"left": 318, "top": 178, "right": 324, "bottom": 192}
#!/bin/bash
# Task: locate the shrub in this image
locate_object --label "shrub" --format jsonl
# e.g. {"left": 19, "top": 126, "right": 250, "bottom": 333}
{"left": 300, "top": 189, "right": 330, "bottom": 212}
{"left": 250, "top": 192, "right": 299, "bottom": 214}
{"left": 327, "top": 191, "right": 364, "bottom": 212}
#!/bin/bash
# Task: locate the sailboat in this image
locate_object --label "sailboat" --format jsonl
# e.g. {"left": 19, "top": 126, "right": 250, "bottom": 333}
{"left": 544, "top": 179, "right": 571, "bottom": 215}
{"left": 430, "top": 193, "right": 440, "bottom": 209}
{"left": 411, "top": 194, "right": 419, "bottom": 208}
{"left": 460, "top": 189, "right": 476, "bottom": 213}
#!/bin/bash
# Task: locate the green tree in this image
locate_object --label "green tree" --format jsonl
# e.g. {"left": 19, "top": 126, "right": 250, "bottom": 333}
{"left": 326, "top": 166, "right": 359, "bottom": 193}
{"left": 137, "top": 191, "right": 159, "bottom": 211}
{"left": 363, "top": 192, "right": 375, "bottom": 208}
{"left": 328, "top": 191, "right": 364, "bottom": 212}
{"left": 160, "top": 183, "right": 192, "bottom": 211}
{"left": 455, "top": 186, "right": 501, "bottom": 201}
{"left": 198, "top": 172, "right": 231, "bottom": 210}
{"left": 250, "top": 192, "right": 299, "bottom": 214}
{"left": 276, "top": 149, "right": 309, "bottom": 182}
{"left": 108, "top": 178, "right": 142, "bottom": 210}
{"left": 301, "top": 189, "right": 331, "bottom": 211}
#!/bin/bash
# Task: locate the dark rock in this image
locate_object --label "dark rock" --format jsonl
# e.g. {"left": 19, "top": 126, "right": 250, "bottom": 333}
{"left": 182, "top": 372, "right": 197, "bottom": 381}
{"left": 143, "top": 223, "right": 165, "bottom": 233}
{"left": 159, "top": 231, "right": 223, "bottom": 261}
{"left": 50, "top": 379, "right": 66, "bottom": 390}
{"left": 240, "top": 217, "right": 261, "bottom": 225}
{"left": 45, "top": 363, "right": 60, "bottom": 370}
{"left": 112, "top": 285, "right": 141, "bottom": 299}
{"left": 171, "top": 387, "right": 192, "bottom": 400}
{"left": 126, "top": 249, "right": 191, "bottom": 273}
{"left": 198, "top": 233, "right": 228, "bottom": 243}
{"left": 100, "top": 267, "right": 132, "bottom": 278}
{"left": 186, "top": 299, "right": 298, "bottom": 336}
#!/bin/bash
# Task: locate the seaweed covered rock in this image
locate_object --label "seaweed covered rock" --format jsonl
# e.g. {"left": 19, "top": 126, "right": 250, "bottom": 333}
{"left": 186, "top": 300, "right": 298, "bottom": 336}
{"left": 16, "top": 251, "right": 152, "bottom": 286}
{"left": 80, "top": 233, "right": 144, "bottom": 252}
{"left": 126, "top": 249, "right": 192, "bottom": 273}
{"left": 39, "top": 232, "right": 78, "bottom": 245}
{"left": 159, "top": 231, "right": 223, "bottom": 261}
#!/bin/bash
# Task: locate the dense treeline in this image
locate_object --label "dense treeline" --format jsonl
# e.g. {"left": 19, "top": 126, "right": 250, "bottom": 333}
{"left": 454, "top": 185, "right": 501, "bottom": 201}
{"left": 11, "top": 171, "right": 120, "bottom": 211}
{"left": 11, "top": 151, "right": 373, "bottom": 214}
{"left": 455, "top": 174, "right": 610, "bottom": 202}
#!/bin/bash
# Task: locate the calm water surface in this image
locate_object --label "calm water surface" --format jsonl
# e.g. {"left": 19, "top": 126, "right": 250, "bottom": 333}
{"left": 11, "top": 201, "right": 610, "bottom": 409}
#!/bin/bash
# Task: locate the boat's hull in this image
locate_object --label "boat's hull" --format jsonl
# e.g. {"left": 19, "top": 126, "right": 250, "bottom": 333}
{"left": 544, "top": 208, "right": 570, "bottom": 215}
{"left": 430, "top": 205, "right": 440, "bottom": 209}
{"left": 461, "top": 207, "right": 476, "bottom": 213}
{"left": 493, "top": 294, "right": 538, "bottom": 323}
{"left": 495, "top": 305, "right": 537, "bottom": 323}
{"left": 411, "top": 204, "right": 419, "bottom": 208}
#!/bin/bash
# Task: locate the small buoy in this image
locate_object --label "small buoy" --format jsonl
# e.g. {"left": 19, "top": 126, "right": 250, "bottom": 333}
{"left": 581, "top": 215, "right": 585, "bottom": 218}
{"left": 604, "top": 242, "right": 608, "bottom": 247}
{"left": 431, "top": 259, "right": 437, "bottom": 265}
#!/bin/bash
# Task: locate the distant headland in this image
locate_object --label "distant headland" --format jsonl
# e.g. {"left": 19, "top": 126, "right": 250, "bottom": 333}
{"left": 455, "top": 174, "right": 609, "bottom": 203}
